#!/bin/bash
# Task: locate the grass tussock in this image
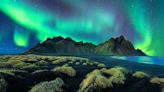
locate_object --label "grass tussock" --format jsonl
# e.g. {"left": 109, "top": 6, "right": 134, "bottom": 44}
{"left": 101, "top": 66, "right": 128, "bottom": 76}
{"left": 13, "top": 62, "right": 30, "bottom": 69}
{"left": 82, "top": 63, "right": 88, "bottom": 66}
{"left": 35, "top": 60, "right": 48, "bottom": 66}
{"left": 7, "top": 56, "right": 26, "bottom": 65}
{"left": 108, "top": 71, "right": 126, "bottom": 84}
{"left": 0, "top": 78, "right": 7, "bottom": 92}
{"left": 21, "top": 64, "right": 40, "bottom": 72}
{"left": 0, "top": 62, "right": 12, "bottom": 68}
{"left": 52, "top": 56, "right": 93, "bottom": 66}
{"left": 101, "top": 67, "right": 126, "bottom": 85}
{"left": 78, "top": 69, "right": 113, "bottom": 92}
{"left": 132, "top": 71, "right": 149, "bottom": 78}
{"left": 79, "top": 67, "right": 128, "bottom": 92}
{"left": 0, "top": 69, "right": 28, "bottom": 76}
{"left": 52, "top": 58, "right": 67, "bottom": 64}
{"left": 97, "top": 63, "right": 106, "bottom": 67}
{"left": 52, "top": 65, "right": 76, "bottom": 77}
{"left": 32, "top": 69, "right": 49, "bottom": 74}
{"left": 75, "top": 62, "right": 80, "bottom": 65}
{"left": 30, "top": 77, "right": 64, "bottom": 92}
{"left": 150, "top": 77, "right": 164, "bottom": 85}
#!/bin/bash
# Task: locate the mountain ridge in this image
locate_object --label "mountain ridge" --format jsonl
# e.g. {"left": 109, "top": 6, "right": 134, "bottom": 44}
{"left": 26, "top": 35, "right": 146, "bottom": 56}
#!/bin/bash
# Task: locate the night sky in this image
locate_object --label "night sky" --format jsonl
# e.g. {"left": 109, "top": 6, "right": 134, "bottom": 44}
{"left": 0, "top": 0, "right": 164, "bottom": 56}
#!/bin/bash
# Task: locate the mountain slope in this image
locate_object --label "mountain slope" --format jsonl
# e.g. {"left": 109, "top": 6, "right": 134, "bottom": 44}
{"left": 27, "top": 36, "right": 96, "bottom": 55}
{"left": 26, "top": 36, "right": 146, "bottom": 56}
{"left": 95, "top": 36, "right": 146, "bottom": 56}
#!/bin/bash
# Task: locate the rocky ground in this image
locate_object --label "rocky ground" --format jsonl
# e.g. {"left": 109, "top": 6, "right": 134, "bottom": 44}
{"left": 0, "top": 55, "right": 163, "bottom": 92}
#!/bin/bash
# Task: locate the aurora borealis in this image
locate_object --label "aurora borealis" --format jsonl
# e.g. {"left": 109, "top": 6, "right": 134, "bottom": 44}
{"left": 0, "top": 0, "right": 164, "bottom": 56}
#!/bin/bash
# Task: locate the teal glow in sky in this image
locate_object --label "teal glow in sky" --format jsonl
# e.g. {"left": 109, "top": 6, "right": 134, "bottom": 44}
{"left": 0, "top": 0, "right": 164, "bottom": 56}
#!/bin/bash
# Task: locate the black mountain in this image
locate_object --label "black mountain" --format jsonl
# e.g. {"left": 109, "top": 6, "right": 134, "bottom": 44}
{"left": 26, "top": 36, "right": 146, "bottom": 56}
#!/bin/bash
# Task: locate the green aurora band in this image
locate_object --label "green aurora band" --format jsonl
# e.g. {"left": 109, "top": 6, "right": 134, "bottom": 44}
{"left": 0, "top": 0, "right": 164, "bottom": 56}
{"left": 122, "top": 0, "right": 154, "bottom": 55}
{"left": 0, "top": 0, "right": 116, "bottom": 44}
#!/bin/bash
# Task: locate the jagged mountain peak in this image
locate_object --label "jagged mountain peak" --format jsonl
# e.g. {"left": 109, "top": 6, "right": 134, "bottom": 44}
{"left": 26, "top": 35, "right": 146, "bottom": 56}
{"left": 116, "top": 35, "right": 125, "bottom": 42}
{"left": 52, "top": 36, "right": 64, "bottom": 42}
{"left": 65, "top": 37, "right": 73, "bottom": 41}
{"left": 95, "top": 35, "right": 139, "bottom": 55}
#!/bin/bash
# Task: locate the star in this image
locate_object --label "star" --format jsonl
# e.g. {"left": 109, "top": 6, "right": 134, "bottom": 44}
{"left": 130, "top": 4, "right": 135, "bottom": 8}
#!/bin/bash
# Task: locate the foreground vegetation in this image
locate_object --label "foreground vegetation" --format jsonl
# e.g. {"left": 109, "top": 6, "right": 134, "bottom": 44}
{"left": 0, "top": 55, "right": 163, "bottom": 92}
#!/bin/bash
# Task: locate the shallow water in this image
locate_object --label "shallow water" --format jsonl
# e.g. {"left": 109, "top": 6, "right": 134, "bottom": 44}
{"left": 86, "top": 56, "right": 164, "bottom": 77}
{"left": 111, "top": 56, "right": 164, "bottom": 66}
